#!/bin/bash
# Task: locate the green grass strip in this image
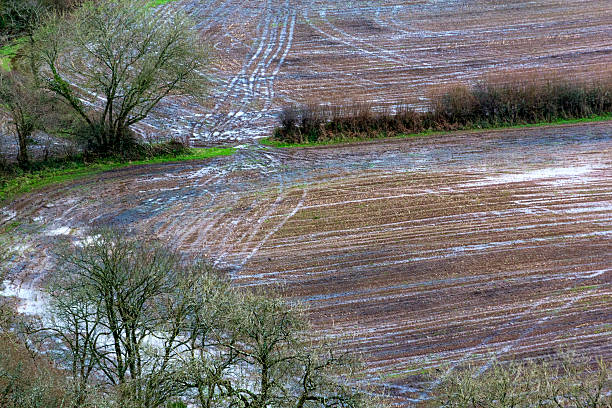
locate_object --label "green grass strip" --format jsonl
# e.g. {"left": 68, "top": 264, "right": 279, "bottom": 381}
{"left": 0, "top": 58, "right": 10, "bottom": 71}
{"left": 0, "top": 146, "right": 235, "bottom": 203}
{"left": 146, "top": 0, "right": 178, "bottom": 7}
{"left": 0, "top": 37, "right": 27, "bottom": 72}
{"left": 260, "top": 113, "right": 612, "bottom": 148}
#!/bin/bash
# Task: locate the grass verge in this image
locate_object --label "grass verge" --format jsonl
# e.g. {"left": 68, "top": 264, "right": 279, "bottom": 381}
{"left": 0, "top": 37, "right": 27, "bottom": 72}
{"left": 260, "top": 113, "right": 612, "bottom": 148}
{"left": 147, "top": 0, "right": 179, "bottom": 7}
{"left": 0, "top": 146, "right": 235, "bottom": 203}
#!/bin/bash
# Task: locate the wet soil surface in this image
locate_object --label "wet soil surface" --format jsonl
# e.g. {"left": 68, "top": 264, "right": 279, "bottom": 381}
{"left": 3, "top": 122, "right": 611, "bottom": 404}
{"left": 3, "top": 0, "right": 610, "bottom": 402}
{"left": 137, "top": 0, "right": 612, "bottom": 145}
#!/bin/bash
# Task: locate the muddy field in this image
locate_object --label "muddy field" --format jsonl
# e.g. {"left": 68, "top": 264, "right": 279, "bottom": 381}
{"left": 137, "top": 0, "right": 612, "bottom": 145}
{"left": 3, "top": 122, "right": 611, "bottom": 404}
{"left": 1, "top": 0, "right": 612, "bottom": 404}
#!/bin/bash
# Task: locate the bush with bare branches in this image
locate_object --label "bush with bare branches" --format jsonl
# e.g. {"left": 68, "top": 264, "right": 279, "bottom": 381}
{"left": 430, "top": 356, "right": 611, "bottom": 408}
{"left": 273, "top": 76, "right": 612, "bottom": 144}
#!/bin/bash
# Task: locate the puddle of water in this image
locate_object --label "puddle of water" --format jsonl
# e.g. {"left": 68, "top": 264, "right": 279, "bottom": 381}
{"left": 460, "top": 166, "right": 596, "bottom": 187}
{"left": 0, "top": 280, "right": 47, "bottom": 315}
{"left": 46, "top": 226, "right": 73, "bottom": 236}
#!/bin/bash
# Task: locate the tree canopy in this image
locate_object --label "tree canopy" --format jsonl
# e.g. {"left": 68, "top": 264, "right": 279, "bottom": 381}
{"left": 31, "top": 0, "right": 208, "bottom": 153}
{"left": 30, "top": 230, "right": 375, "bottom": 408}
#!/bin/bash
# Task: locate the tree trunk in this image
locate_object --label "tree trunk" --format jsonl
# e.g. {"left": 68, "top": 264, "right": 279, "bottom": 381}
{"left": 259, "top": 364, "right": 269, "bottom": 408}
{"left": 16, "top": 130, "right": 29, "bottom": 167}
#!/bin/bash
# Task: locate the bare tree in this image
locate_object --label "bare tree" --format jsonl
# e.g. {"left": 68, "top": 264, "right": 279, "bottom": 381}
{"left": 0, "top": 68, "right": 71, "bottom": 166}
{"left": 41, "top": 231, "right": 244, "bottom": 407}
{"left": 170, "top": 268, "right": 241, "bottom": 408}
{"left": 43, "top": 230, "right": 199, "bottom": 407}
{"left": 213, "top": 294, "right": 372, "bottom": 408}
{"left": 31, "top": 0, "right": 208, "bottom": 153}
{"left": 179, "top": 290, "right": 375, "bottom": 408}
{"left": 0, "top": 71, "right": 40, "bottom": 166}
{"left": 44, "top": 277, "right": 104, "bottom": 405}
{"left": 0, "top": 0, "right": 60, "bottom": 167}
{"left": 39, "top": 230, "right": 375, "bottom": 408}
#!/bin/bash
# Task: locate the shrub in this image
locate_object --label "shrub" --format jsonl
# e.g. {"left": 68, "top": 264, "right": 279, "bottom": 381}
{"left": 0, "top": 334, "right": 68, "bottom": 408}
{"left": 272, "top": 75, "right": 612, "bottom": 144}
{"left": 430, "top": 355, "right": 611, "bottom": 407}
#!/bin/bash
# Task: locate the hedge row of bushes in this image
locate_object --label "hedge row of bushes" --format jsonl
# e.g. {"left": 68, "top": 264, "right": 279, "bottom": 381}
{"left": 273, "top": 77, "right": 612, "bottom": 144}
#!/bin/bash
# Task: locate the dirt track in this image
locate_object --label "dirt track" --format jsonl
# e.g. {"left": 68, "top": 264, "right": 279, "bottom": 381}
{"left": 3, "top": 122, "right": 611, "bottom": 404}
{"left": 137, "top": 0, "right": 612, "bottom": 145}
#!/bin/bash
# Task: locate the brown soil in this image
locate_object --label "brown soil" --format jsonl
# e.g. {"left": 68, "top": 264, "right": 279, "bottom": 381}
{"left": 142, "top": 0, "right": 612, "bottom": 145}
{"left": 3, "top": 122, "right": 611, "bottom": 404}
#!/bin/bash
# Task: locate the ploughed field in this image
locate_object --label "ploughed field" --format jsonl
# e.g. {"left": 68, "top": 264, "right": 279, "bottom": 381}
{"left": 4, "top": 122, "right": 612, "bottom": 404}
{"left": 140, "top": 0, "right": 612, "bottom": 144}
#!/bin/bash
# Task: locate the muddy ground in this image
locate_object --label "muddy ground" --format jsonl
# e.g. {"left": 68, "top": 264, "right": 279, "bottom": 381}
{"left": 1, "top": 0, "right": 611, "bottom": 403}
{"left": 137, "top": 0, "right": 612, "bottom": 145}
{"left": 3, "top": 121, "right": 611, "bottom": 404}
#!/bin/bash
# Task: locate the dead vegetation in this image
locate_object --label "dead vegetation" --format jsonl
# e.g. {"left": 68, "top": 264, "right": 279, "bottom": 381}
{"left": 430, "top": 356, "right": 611, "bottom": 407}
{"left": 273, "top": 75, "right": 612, "bottom": 144}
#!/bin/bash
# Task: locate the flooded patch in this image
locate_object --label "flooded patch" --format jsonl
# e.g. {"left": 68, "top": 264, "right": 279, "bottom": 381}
{"left": 460, "top": 166, "right": 597, "bottom": 187}
{"left": 0, "top": 280, "right": 47, "bottom": 315}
